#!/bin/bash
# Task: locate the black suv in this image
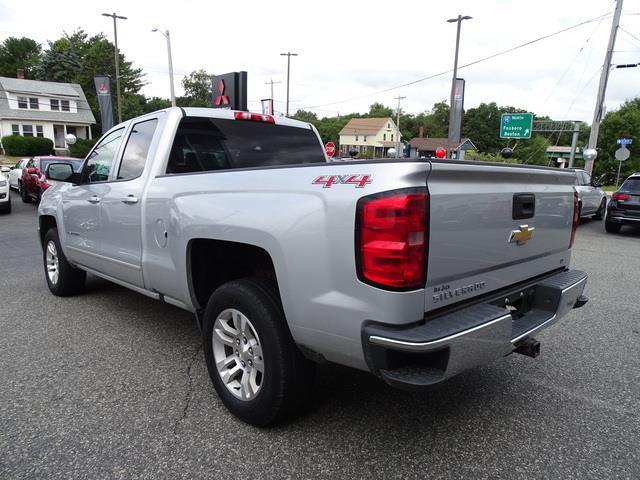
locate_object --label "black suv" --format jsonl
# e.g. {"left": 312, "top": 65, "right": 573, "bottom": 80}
{"left": 605, "top": 173, "right": 640, "bottom": 233}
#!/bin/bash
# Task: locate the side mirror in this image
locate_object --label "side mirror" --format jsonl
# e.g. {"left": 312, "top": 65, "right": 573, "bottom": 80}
{"left": 46, "top": 163, "right": 75, "bottom": 182}
{"left": 26, "top": 167, "right": 37, "bottom": 175}
{"left": 0, "top": 166, "right": 10, "bottom": 173}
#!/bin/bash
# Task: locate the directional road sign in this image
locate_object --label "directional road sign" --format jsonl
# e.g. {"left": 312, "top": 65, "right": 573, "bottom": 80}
{"left": 500, "top": 113, "right": 533, "bottom": 139}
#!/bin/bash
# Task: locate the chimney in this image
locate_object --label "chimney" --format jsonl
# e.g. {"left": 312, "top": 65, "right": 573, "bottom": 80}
{"left": 419, "top": 126, "right": 424, "bottom": 138}
{"left": 16, "top": 69, "right": 25, "bottom": 79}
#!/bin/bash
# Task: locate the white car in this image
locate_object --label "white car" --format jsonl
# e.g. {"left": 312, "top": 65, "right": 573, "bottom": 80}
{"left": 0, "top": 166, "right": 11, "bottom": 214}
{"left": 8, "top": 158, "right": 29, "bottom": 191}
{"left": 573, "top": 169, "right": 607, "bottom": 220}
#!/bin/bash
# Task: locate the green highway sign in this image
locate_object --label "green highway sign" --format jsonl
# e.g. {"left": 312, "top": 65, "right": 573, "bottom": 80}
{"left": 500, "top": 113, "right": 533, "bottom": 139}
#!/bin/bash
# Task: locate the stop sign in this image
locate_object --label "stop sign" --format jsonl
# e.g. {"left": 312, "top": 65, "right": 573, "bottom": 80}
{"left": 325, "top": 142, "right": 336, "bottom": 158}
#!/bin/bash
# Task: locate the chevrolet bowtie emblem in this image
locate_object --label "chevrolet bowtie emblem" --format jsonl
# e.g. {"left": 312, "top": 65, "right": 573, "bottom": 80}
{"left": 509, "top": 225, "right": 535, "bottom": 245}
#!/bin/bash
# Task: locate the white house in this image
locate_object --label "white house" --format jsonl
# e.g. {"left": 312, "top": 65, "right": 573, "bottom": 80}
{"left": 0, "top": 75, "right": 96, "bottom": 154}
{"left": 339, "top": 117, "right": 401, "bottom": 158}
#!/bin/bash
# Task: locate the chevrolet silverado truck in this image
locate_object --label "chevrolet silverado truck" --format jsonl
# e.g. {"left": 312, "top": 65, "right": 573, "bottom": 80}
{"left": 38, "top": 107, "right": 588, "bottom": 426}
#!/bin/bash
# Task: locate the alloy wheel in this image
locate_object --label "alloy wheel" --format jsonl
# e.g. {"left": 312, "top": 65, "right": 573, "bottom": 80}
{"left": 211, "top": 308, "right": 264, "bottom": 401}
{"left": 46, "top": 240, "right": 59, "bottom": 285}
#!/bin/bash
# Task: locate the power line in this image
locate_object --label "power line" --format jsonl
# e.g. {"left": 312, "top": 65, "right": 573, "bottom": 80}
{"left": 302, "top": 12, "right": 613, "bottom": 110}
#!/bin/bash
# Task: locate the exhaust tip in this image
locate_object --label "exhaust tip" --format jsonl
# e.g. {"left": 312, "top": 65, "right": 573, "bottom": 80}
{"left": 515, "top": 337, "right": 541, "bottom": 358}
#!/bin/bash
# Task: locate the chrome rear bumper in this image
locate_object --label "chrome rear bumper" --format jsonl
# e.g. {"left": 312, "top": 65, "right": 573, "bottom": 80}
{"left": 362, "top": 270, "right": 588, "bottom": 389}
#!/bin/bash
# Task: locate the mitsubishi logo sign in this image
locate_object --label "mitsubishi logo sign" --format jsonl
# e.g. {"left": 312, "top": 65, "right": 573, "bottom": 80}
{"left": 213, "top": 79, "right": 230, "bottom": 106}
{"left": 211, "top": 72, "right": 247, "bottom": 111}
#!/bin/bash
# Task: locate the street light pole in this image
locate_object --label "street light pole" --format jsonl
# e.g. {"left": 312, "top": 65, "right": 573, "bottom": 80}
{"left": 280, "top": 52, "right": 298, "bottom": 116}
{"left": 585, "top": 0, "right": 624, "bottom": 175}
{"left": 153, "top": 28, "right": 176, "bottom": 107}
{"left": 446, "top": 15, "right": 472, "bottom": 146}
{"left": 102, "top": 12, "right": 127, "bottom": 123}
{"left": 394, "top": 95, "right": 406, "bottom": 159}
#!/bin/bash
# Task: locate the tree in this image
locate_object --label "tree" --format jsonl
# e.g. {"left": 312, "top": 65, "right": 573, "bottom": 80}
{"left": 367, "top": 102, "right": 394, "bottom": 118}
{"left": 512, "top": 135, "right": 551, "bottom": 166}
{"left": 291, "top": 109, "right": 318, "bottom": 123}
{"left": 36, "top": 30, "right": 146, "bottom": 132}
{"left": 595, "top": 97, "right": 640, "bottom": 181}
{"left": 181, "top": 69, "right": 214, "bottom": 107}
{"left": 0, "top": 37, "right": 42, "bottom": 78}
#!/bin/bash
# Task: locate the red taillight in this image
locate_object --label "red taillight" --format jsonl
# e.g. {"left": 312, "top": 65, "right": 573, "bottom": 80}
{"left": 570, "top": 190, "right": 579, "bottom": 248}
{"left": 612, "top": 192, "right": 630, "bottom": 201}
{"left": 357, "top": 191, "right": 427, "bottom": 289}
{"left": 234, "top": 111, "right": 275, "bottom": 124}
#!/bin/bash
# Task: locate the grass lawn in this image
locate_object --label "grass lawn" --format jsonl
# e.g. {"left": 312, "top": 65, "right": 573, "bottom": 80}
{"left": 0, "top": 154, "right": 23, "bottom": 167}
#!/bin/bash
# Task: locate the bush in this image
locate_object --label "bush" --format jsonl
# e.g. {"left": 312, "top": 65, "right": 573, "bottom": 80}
{"left": 1, "top": 135, "right": 53, "bottom": 156}
{"left": 69, "top": 138, "right": 97, "bottom": 159}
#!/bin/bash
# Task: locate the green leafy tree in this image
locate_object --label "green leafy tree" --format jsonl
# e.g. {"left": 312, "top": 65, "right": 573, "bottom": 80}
{"left": 512, "top": 135, "right": 551, "bottom": 166}
{"left": 181, "top": 69, "right": 213, "bottom": 107}
{"left": 0, "top": 37, "right": 42, "bottom": 78}
{"left": 143, "top": 97, "right": 172, "bottom": 113}
{"left": 367, "top": 102, "right": 394, "bottom": 118}
{"left": 291, "top": 109, "right": 318, "bottom": 123}
{"left": 595, "top": 97, "right": 640, "bottom": 181}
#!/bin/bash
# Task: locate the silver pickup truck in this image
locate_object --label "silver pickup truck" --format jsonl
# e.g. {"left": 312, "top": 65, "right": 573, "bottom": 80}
{"left": 38, "top": 107, "right": 588, "bottom": 426}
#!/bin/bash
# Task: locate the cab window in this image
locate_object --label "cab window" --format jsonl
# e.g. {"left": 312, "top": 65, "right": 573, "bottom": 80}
{"left": 117, "top": 119, "right": 158, "bottom": 180}
{"left": 83, "top": 128, "right": 125, "bottom": 183}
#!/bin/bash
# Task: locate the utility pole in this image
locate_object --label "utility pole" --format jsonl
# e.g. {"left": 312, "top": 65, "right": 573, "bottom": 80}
{"left": 152, "top": 28, "right": 176, "bottom": 107}
{"left": 280, "top": 52, "right": 298, "bottom": 116}
{"left": 585, "top": 0, "right": 624, "bottom": 175}
{"left": 265, "top": 78, "right": 282, "bottom": 103}
{"left": 446, "top": 14, "right": 472, "bottom": 145}
{"left": 568, "top": 121, "right": 580, "bottom": 168}
{"left": 102, "top": 12, "right": 127, "bottom": 123}
{"left": 394, "top": 96, "right": 406, "bottom": 158}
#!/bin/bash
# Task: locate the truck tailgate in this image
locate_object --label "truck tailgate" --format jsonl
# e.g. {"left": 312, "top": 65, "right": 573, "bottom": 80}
{"left": 425, "top": 161, "right": 575, "bottom": 312}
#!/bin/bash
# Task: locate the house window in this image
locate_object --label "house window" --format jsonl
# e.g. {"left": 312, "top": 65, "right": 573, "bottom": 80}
{"left": 22, "top": 125, "right": 34, "bottom": 137}
{"left": 17, "top": 96, "right": 28, "bottom": 109}
{"left": 391, "top": 134, "right": 394, "bottom": 141}
{"left": 383, "top": 134, "right": 386, "bottom": 141}
{"left": 364, "top": 136, "right": 367, "bottom": 142}
{"left": 355, "top": 135, "right": 359, "bottom": 141}
{"left": 36, "top": 126, "right": 44, "bottom": 137}
{"left": 29, "top": 98, "right": 39, "bottom": 109}
{"left": 50, "top": 99, "right": 60, "bottom": 111}
{"left": 61, "top": 100, "right": 70, "bottom": 112}
{"left": 11, "top": 124, "right": 19, "bottom": 135}
{"left": 388, "top": 123, "right": 390, "bottom": 128}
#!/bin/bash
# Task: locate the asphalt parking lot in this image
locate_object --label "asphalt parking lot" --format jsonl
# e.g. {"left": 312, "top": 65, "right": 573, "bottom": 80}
{"left": 1, "top": 193, "right": 639, "bottom": 480}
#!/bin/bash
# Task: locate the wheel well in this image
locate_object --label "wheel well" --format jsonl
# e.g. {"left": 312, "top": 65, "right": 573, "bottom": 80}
{"left": 39, "top": 215, "right": 57, "bottom": 246}
{"left": 189, "top": 239, "right": 279, "bottom": 310}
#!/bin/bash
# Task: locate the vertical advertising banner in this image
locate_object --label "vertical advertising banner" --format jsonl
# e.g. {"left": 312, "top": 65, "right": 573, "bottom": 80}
{"left": 448, "top": 78, "right": 465, "bottom": 146}
{"left": 94, "top": 76, "right": 114, "bottom": 133}
{"left": 261, "top": 99, "right": 274, "bottom": 115}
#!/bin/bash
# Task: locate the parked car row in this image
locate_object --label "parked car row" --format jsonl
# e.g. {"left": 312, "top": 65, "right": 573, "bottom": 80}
{"left": 4, "top": 156, "right": 83, "bottom": 204}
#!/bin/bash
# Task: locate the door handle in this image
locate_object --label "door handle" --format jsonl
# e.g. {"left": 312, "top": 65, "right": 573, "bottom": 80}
{"left": 87, "top": 195, "right": 100, "bottom": 204}
{"left": 121, "top": 195, "right": 139, "bottom": 205}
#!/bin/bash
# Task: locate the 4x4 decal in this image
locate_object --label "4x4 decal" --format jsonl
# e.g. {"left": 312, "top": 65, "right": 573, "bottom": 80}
{"left": 312, "top": 174, "right": 372, "bottom": 188}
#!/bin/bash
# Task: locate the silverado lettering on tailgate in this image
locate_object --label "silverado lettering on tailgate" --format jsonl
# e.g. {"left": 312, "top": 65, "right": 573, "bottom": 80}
{"left": 432, "top": 281, "right": 486, "bottom": 304}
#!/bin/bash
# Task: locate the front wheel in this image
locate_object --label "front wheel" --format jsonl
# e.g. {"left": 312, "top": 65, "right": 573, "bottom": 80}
{"left": 202, "top": 278, "right": 315, "bottom": 427}
{"left": 43, "top": 228, "right": 86, "bottom": 296}
{"left": 593, "top": 198, "right": 606, "bottom": 220}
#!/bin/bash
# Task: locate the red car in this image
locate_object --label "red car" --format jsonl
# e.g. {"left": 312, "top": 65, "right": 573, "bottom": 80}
{"left": 20, "top": 156, "right": 83, "bottom": 203}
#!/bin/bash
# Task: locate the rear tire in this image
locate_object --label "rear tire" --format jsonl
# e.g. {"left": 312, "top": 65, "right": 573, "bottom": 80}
{"left": 605, "top": 218, "right": 621, "bottom": 233}
{"left": 202, "top": 278, "right": 315, "bottom": 427}
{"left": 21, "top": 183, "right": 31, "bottom": 203}
{"left": 593, "top": 198, "right": 606, "bottom": 220}
{"left": 43, "top": 228, "right": 86, "bottom": 296}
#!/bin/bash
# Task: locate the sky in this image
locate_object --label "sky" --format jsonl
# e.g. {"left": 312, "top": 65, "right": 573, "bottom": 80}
{"left": 1, "top": 0, "right": 639, "bottom": 123}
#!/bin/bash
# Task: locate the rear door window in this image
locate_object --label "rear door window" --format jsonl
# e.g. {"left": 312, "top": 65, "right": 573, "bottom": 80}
{"left": 118, "top": 119, "right": 158, "bottom": 180}
{"left": 166, "top": 117, "right": 325, "bottom": 174}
